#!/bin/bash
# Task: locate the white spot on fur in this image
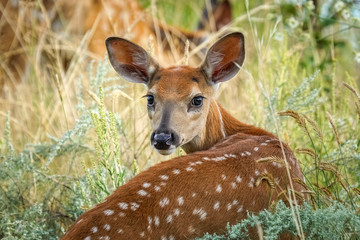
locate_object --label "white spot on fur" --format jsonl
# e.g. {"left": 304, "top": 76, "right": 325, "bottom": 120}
{"left": 261, "top": 143, "right": 268, "bottom": 146}
{"left": 130, "top": 202, "right": 140, "bottom": 211}
{"left": 290, "top": 156, "right": 296, "bottom": 165}
{"left": 254, "top": 147, "right": 259, "bottom": 151}
{"left": 272, "top": 162, "right": 283, "bottom": 168}
{"left": 173, "top": 208, "right": 180, "bottom": 216}
{"left": 154, "top": 216, "right": 160, "bottom": 226}
{"left": 216, "top": 184, "right": 222, "bottom": 193}
{"left": 160, "top": 175, "right": 169, "bottom": 180}
{"left": 236, "top": 176, "right": 242, "bottom": 182}
{"left": 221, "top": 174, "right": 227, "bottom": 180}
{"left": 117, "top": 228, "right": 123, "bottom": 234}
{"left": 192, "top": 193, "right": 196, "bottom": 197}
{"left": 84, "top": 237, "right": 91, "bottom": 240}
{"left": 195, "top": 161, "right": 203, "bottom": 165}
{"left": 193, "top": 208, "right": 207, "bottom": 221}
{"left": 166, "top": 214, "right": 173, "bottom": 223}
{"left": 245, "top": 151, "right": 251, "bottom": 156}
{"left": 231, "top": 182, "right": 237, "bottom": 189}
{"left": 169, "top": 235, "right": 175, "bottom": 240}
{"left": 104, "top": 209, "right": 114, "bottom": 216}
{"left": 142, "top": 182, "right": 151, "bottom": 188}
{"left": 154, "top": 185, "right": 161, "bottom": 191}
{"left": 172, "top": 169, "right": 180, "bottom": 174}
{"left": 160, "top": 182, "right": 167, "bottom": 186}
{"left": 186, "top": 167, "right": 194, "bottom": 172}
{"left": 140, "top": 232, "right": 145, "bottom": 237}
{"left": 214, "top": 201, "right": 220, "bottom": 210}
{"left": 237, "top": 205, "right": 243, "bottom": 213}
{"left": 118, "top": 202, "right": 128, "bottom": 210}
{"left": 159, "top": 197, "right": 169, "bottom": 207}
{"left": 118, "top": 212, "right": 125, "bottom": 217}
{"left": 241, "top": 153, "right": 246, "bottom": 157}
{"left": 227, "top": 203, "right": 232, "bottom": 211}
{"left": 148, "top": 216, "right": 152, "bottom": 225}
{"left": 265, "top": 139, "right": 271, "bottom": 142}
{"left": 76, "top": 219, "right": 83, "bottom": 224}
{"left": 248, "top": 177, "right": 255, "bottom": 188}
{"left": 188, "top": 225, "right": 196, "bottom": 233}
{"left": 212, "top": 156, "right": 227, "bottom": 161}
{"left": 255, "top": 170, "right": 260, "bottom": 176}
{"left": 202, "top": 157, "right": 210, "bottom": 160}
{"left": 177, "top": 196, "right": 184, "bottom": 206}
{"left": 91, "top": 226, "right": 98, "bottom": 233}
{"left": 103, "top": 224, "right": 111, "bottom": 231}
{"left": 138, "top": 189, "right": 148, "bottom": 196}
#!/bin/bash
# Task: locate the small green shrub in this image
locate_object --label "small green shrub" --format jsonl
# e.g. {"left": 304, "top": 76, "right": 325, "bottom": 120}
{"left": 197, "top": 201, "right": 360, "bottom": 240}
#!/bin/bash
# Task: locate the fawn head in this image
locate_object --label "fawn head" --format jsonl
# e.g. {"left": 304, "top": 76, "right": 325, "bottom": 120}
{"left": 106, "top": 32, "right": 245, "bottom": 155}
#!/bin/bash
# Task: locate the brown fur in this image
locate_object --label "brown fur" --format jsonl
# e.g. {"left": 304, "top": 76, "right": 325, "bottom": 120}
{"left": 61, "top": 132, "right": 304, "bottom": 239}
{"left": 61, "top": 33, "right": 306, "bottom": 239}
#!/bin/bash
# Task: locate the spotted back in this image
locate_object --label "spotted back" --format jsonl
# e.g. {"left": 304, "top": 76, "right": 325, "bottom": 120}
{"left": 61, "top": 133, "right": 305, "bottom": 240}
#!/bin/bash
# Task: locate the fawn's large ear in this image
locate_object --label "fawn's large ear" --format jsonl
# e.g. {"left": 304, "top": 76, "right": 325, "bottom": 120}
{"left": 201, "top": 32, "right": 245, "bottom": 84}
{"left": 106, "top": 37, "right": 159, "bottom": 84}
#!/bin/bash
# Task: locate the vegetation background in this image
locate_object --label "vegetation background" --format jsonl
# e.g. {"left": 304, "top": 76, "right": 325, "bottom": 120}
{"left": 0, "top": 0, "right": 359, "bottom": 239}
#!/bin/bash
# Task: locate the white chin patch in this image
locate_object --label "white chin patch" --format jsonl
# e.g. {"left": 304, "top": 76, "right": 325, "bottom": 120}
{"left": 155, "top": 146, "right": 176, "bottom": 155}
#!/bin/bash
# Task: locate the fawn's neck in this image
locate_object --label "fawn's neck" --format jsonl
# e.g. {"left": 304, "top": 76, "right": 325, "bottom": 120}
{"left": 181, "top": 100, "right": 274, "bottom": 154}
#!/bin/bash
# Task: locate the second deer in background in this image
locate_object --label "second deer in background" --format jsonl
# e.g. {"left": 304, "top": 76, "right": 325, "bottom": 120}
{"left": 0, "top": 0, "right": 232, "bottom": 93}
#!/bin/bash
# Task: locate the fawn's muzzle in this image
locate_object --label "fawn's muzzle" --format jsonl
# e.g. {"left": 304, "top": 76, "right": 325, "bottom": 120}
{"left": 151, "top": 130, "right": 179, "bottom": 154}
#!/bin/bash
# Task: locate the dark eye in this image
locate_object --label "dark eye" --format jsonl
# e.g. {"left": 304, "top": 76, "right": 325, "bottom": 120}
{"left": 146, "top": 95, "right": 154, "bottom": 107}
{"left": 191, "top": 96, "right": 204, "bottom": 107}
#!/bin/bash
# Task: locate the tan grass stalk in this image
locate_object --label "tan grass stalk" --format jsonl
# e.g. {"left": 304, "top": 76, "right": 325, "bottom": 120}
{"left": 343, "top": 82, "right": 360, "bottom": 120}
{"left": 296, "top": 148, "right": 316, "bottom": 158}
{"left": 87, "top": 90, "right": 102, "bottom": 107}
{"left": 303, "top": 114, "right": 323, "bottom": 141}
{"left": 319, "top": 162, "right": 350, "bottom": 194}
{"left": 279, "top": 110, "right": 307, "bottom": 131}
{"left": 326, "top": 111, "right": 341, "bottom": 147}
{"left": 256, "top": 156, "right": 287, "bottom": 168}
{"left": 256, "top": 173, "right": 276, "bottom": 207}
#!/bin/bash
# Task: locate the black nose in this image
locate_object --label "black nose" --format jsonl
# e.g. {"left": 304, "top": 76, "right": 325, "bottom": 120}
{"left": 151, "top": 131, "right": 175, "bottom": 150}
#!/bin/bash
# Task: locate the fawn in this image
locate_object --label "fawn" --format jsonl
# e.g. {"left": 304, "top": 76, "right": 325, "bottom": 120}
{"left": 61, "top": 32, "right": 306, "bottom": 239}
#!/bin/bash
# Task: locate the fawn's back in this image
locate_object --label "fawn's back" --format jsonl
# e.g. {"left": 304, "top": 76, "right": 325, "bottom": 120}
{"left": 63, "top": 133, "right": 304, "bottom": 239}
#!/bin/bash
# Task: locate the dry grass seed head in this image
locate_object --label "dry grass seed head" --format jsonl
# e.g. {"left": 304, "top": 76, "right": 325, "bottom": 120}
{"left": 295, "top": 148, "right": 316, "bottom": 159}
{"left": 319, "top": 162, "right": 349, "bottom": 194}
{"left": 256, "top": 156, "right": 287, "bottom": 168}
{"left": 343, "top": 82, "right": 360, "bottom": 120}
{"left": 279, "top": 110, "right": 313, "bottom": 140}
{"left": 302, "top": 114, "right": 323, "bottom": 141}
{"left": 325, "top": 111, "right": 341, "bottom": 147}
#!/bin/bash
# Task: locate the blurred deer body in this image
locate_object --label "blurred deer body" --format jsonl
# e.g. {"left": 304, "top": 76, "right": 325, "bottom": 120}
{"left": 0, "top": 0, "right": 232, "bottom": 93}
{"left": 61, "top": 33, "right": 306, "bottom": 239}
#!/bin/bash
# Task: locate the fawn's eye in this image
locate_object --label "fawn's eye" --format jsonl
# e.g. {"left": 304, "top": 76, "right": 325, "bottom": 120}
{"left": 146, "top": 95, "right": 155, "bottom": 107}
{"left": 191, "top": 96, "right": 204, "bottom": 107}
